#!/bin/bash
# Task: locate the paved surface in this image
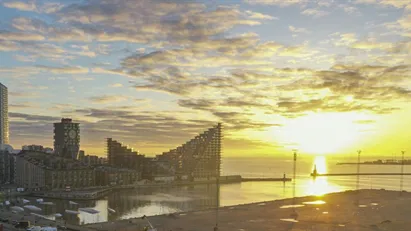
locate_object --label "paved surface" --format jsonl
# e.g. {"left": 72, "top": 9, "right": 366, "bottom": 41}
{"left": 3, "top": 189, "right": 410, "bottom": 231}
{"left": 85, "top": 189, "right": 411, "bottom": 231}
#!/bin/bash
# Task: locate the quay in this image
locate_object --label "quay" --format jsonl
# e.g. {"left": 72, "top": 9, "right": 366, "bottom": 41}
{"left": 241, "top": 177, "right": 291, "bottom": 182}
{"left": 29, "top": 175, "right": 290, "bottom": 200}
{"left": 311, "top": 172, "right": 411, "bottom": 177}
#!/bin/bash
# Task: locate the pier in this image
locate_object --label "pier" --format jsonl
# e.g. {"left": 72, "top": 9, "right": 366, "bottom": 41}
{"left": 241, "top": 177, "right": 291, "bottom": 182}
{"left": 311, "top": 172, "right": 411, "bottom": 177}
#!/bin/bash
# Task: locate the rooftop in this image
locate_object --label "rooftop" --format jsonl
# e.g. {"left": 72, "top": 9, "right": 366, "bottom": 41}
{"left": 18, "top": 150, "right": 92, "bottom": 170}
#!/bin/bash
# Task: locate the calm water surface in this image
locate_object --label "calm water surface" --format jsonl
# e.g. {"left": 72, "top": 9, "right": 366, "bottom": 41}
{"left": 10, "top": 156, "right": 411, "bottom": 225}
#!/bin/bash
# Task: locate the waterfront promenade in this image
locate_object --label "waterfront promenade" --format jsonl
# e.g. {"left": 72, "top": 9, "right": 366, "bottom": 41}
{"left": 31, "top": 175, "right": 291, "bottom": 200}
{"left": 85, "top": 189, "right": 411, "bottom": 231}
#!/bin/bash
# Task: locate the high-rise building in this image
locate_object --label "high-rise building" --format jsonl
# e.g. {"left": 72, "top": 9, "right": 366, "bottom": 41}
{"left": 159, "top": 123, "right": 222, "bottom": 181}
{"left": 0, "top": 145, "right": 15, "bottom": 184}
{"left": 54, "top": 118, "right": 80, "bottom": 159}
{"left": 0, "top": 83, "right": 9, "bottom": 145}
{"left": 106, "top": 138, "right": 144, "bottom": 170}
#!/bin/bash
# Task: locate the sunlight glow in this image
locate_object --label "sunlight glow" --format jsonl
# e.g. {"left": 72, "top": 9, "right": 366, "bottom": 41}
{"left": 313, "top": 156, "right": 327, "bottom": 174}
{"left": 305, "top": 178, "right": 342, "bottom": 196}
{"left": 279, "top": 112, "right": 366, "bottom": 155}
{"left": 344, "top": 95, "right": 354, "bottom": 102}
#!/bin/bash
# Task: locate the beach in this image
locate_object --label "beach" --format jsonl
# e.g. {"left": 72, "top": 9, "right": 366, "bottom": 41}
{"left": 84, "top": 189, "right": 411, "bottom": 231}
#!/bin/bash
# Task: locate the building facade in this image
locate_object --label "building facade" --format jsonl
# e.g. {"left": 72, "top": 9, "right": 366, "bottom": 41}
{"left": 0, "top": 83, "right": 9, "bottom": 145}
{"left": 0, "top": 149, "right": 15, "bottom": 184}
{"left": 15, "top": 151, "right": 95, "bottom": 190}
{"left": 95, "top": 166, "right": 140, "bottom": 186}
{"left": 106, "top": 138, "right": 144, "bottom": 170}
{"left": 22, "top": 145, "right": 53, "bottom": 153}
{"left": 54, "top": 118, "right": 80, "bottom": 159}
{"left": 159, "top": 123, "right": 222, "bottom": 181}
{"left": 45, "top": 168, "right": 95, "bottom": 189}
{"left": 15, "top": 154, "right": 46, "bottom": 190}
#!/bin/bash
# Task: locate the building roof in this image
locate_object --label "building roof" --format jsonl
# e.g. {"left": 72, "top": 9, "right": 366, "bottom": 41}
{"left": 17, "top": 150, "right": 92, "bottom": 170}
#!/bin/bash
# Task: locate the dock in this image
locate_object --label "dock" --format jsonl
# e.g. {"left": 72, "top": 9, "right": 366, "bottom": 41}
{"left": 241, "top": 177, "right": 291, "bottom": 182}
{"left": 311, "top": 173, "right": 411, "bottom": 177}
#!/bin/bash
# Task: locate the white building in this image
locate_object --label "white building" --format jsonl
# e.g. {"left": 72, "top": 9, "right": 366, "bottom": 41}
{"left": 0, "top": 83, "right": 9, "bottom": 145}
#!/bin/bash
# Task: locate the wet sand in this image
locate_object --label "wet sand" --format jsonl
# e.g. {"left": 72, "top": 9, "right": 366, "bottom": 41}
{"left": 85, "top": 189, "right": 411, "bottom": 231}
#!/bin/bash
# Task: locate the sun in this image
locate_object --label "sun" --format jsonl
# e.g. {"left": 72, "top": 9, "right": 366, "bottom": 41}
{"left": 279, "top": 112, "right": 364, "bottom": 155}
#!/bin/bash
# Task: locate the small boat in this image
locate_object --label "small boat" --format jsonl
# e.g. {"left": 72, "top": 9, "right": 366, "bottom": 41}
{"left": 79, "top": 208, "right": 99, "bottom": 214}
{"left": 10, "top": 206, "right": 24, "bottom": 212}
{"left": 24, "top": 205, "right": 42, "bottom": 212}
{"left": 31, "top": 212, "right": 48, "bottom": 219}
{"left": 54, "top": 213, "right": 63, "bottom": 218}
{"left": 40, "top": 201, "right": 54, "bottom": 205}
{"left": 69, "top": 201, "right": 78, "bottom": 205}
{"left": 36, "top": 198, "right": 44, "bottom": 203}
{"left": 22, "top": 199, "right": 30, "bottom": 204}
{"left": 108, "top": 208, "right": 116, "bottom": 213}
{"left": 65, "top": 209, "right": 80, "bottom": 215}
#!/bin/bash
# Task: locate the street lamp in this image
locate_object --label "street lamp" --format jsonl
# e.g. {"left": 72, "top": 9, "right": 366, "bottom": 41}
{"left": 400, "top": 150, "right": 405, "bottom": 195}
{"left": 356, "top": 150, "right": 361, "bottom": 206}
{"left": 356, "top": 150, "right": 361, "bottom": 192}
{"left": 291, "top": 149, "right": 298, "bottom": 219}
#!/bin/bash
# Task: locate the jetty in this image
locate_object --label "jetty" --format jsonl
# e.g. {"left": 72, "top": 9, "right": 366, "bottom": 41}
{"left": 311, "top": 172, "right": 411, "bottom": 177}
{"left": 241, "top": 177, "right": 291, "bottom": 182}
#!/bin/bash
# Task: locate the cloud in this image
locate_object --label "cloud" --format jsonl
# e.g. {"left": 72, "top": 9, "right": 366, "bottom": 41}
{"left": 301, "top": 8, "right": 330, "bottom": 18}
{"left": 354, "top": 0, "right": 411, "bottom": 10}
{"left": 110, "top": 83, "right": 124, "bottom": 88}
{"left": 48, "top": 1, "right": 268, "bottom": 45}
{"left": 3, "top": 1, "right": 36, "bottom": 11}
{"left": 36, "top": 65, "right": 89, "bottom": 74}
{"left": 289, "top": 26, "right": 311, "bottom": 33}
{"left": 351, "top": 40, "right": 393, "bottom": 50}
{"left": 9, "top": 102, "right": 36, "bottom": 109}
{"left": 338, "top": 4, "right": 361, "bottom": 15}
{"left": 245, "top": 10, "right": 278, "bottom": 20}
{"left": 0, "top": 31, "right": 44, "bottom": 41}
{"left": 89, "top": 95, "right": 129, "bottom": 104}
{"left": 353, "top": 119, "right": 376, "bottom": 124}
{"left": 244, "top": 0, "right": 308, "bottom": 6}
{"left": 0, "top": 40, "right": 18, "bottom": 51}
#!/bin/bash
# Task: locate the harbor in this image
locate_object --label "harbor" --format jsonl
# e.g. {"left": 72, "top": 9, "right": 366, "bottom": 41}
{"left": 4, "top": 189, "right": 410, "bottom": 231}
{"left": 28, "top": 175, "right": 291, "bottom": 200}
{"left": 84, "top": 189, "right": 411, "bottom": 231}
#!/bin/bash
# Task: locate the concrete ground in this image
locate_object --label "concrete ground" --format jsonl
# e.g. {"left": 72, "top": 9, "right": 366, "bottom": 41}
{"left": 86, "top": 189, "right": 411, "bottom": 231}
{"left": 2, "top": 189, "right": 410, "bottom": 231}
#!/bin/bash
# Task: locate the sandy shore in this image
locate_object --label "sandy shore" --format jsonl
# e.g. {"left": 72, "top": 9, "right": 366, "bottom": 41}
{"left": 86, "top": 189, "right": 411, "bottom": 231}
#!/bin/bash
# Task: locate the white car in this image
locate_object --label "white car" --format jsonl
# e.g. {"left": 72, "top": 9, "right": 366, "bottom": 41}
{"left": 27, "top": 226, "right": 42, "bottom": 231}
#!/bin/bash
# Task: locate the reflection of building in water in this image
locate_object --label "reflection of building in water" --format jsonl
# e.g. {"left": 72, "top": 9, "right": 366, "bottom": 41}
{"left": 106, "top": 185, "right": 219, "bottom": 221}
{"left": 158, "top": 123, "right": 222, "bottom": 181}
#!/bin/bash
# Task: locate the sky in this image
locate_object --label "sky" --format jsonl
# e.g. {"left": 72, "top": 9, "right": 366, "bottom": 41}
{"left": 1, "top": 0, "right": 411, "bottom": 157}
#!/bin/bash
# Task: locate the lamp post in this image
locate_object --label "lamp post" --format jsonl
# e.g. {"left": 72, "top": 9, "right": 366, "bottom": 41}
{"left": 400, "top": 151, "right": 405, "bottom": 195}
{"left": 356, "top": 150, "right": 361, "bottom": 192}
{"left": 356, "top": 150, "right": 361, "bottom": 206}
{"left": 291, "top": 149, "right": 298, "bottom": 219}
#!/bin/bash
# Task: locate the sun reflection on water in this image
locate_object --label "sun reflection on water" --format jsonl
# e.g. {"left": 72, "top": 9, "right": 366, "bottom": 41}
{"left": 305, "top": 156, "right": 343, "bottom": 196}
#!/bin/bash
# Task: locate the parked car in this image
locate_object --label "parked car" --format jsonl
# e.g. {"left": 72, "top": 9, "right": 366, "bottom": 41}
{"left": 56, "top": 225, "right": 66, "bottom": 230}
{"left": 14, "top": 221, "right": 30, "bottom": 229}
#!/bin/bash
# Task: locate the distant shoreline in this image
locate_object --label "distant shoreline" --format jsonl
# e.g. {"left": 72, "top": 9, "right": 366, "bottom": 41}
{"left": 337, "top": 162, "right": 411, "bottom": 165}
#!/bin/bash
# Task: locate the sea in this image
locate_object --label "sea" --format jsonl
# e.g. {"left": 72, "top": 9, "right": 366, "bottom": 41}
{"left": 12, "top": 155, "right": 411, "bottom": 225}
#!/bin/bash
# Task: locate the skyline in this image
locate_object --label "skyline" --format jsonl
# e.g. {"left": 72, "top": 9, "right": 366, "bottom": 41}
{"left": 1, "top": 0, "right": 411, "bottom": 156}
